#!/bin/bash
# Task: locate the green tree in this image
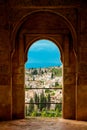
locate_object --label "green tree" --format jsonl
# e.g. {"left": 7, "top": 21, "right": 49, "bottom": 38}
{"left": 55, "top": 82, "right": 59, "bottom": 87}
{"left": 41, "top": 70, "right": 44, "bottom": 74}
{"left": 51, "top": 72, "right": 54, "bottom": 79}
{"left": 52, "top": 67, "right": 62, "bottom": 77}
{"left": 31, "top": 110, "right": 37, "bottom": 117}
{"left": 34, "top": 93, "right": 38, "bottom": 103}
{"left": 47, "top": 93, "right": 51, "bottom": 110}
{"left": 32, "top": 69, "right": 38, "bottom": 75}
{"left": 39, "top": 91, "right": 46, "bottom": 111}
{"left": 55, "top": 108, "right": 60, "bottom": 117}
{"left": 41, "top": 108, "right": 47, "bottom": 117}
{"left": 28, "top": 98, "right": 34, "bottom": 114}
{"left": 55, "top": 103, "right": 62, "bottom": 112}
{"left": 34, "top": 93, "right": 39, "bottom": 108}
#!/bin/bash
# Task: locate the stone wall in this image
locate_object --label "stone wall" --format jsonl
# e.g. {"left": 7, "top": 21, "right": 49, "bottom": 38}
{"left": 76, "top": 7, "right": 87, "bottom": 120}
{"left": 0, "top": 0, "right": 87, "bottom": 121}
{"left": 0, "top": 2, "right": 12, "bottom": 120}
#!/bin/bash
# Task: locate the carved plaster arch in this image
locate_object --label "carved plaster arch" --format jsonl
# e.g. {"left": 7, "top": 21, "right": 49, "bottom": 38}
{"left": 11, "top": 9, "right": 77, "bottom": 58}
{"left": 11, "top": 9, "right": 77, "bottom": 120}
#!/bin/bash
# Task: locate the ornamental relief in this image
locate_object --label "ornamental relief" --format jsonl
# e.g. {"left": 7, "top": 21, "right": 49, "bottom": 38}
{"left": 81, "top": 10, "right": 87, "bottom": 33}
{"left": 79, "top": 63, "right": 87, "bottom": 73}
{"left": 0, "top": 65, "right": 9, "bottom": 74}
{"left": 64, "top": 73, "right": 76, "bottom": 84}
{"left": 10, "top": 0, "right": 79, "bottom": 7}
{"left": 79, "top": 47, "right": 87, "bottom": 62}
{"left": 0, "top": 76, "right": 10, "bottom": 85}
{"left": 9, "top": 8, "right": 77, "bottom": 32}
{"left": 13, "top": 74, "right": 24, "bottom": 85}
{"left": 78, "top": 75, "right": 87, "bottom": 85}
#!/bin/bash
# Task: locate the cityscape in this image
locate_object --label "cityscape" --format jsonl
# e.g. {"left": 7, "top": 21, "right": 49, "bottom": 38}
{"left": 25, "top": 66, "right": 63, "bottom": 117}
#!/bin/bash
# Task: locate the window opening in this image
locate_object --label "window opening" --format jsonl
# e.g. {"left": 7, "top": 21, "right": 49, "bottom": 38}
{"left": 25, "top": 39, "right": 63, "bottom": 118}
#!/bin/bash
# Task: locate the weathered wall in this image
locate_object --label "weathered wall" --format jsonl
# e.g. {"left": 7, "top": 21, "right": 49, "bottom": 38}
{"left": 12, "top": 35, "right": 25, "bottom": 119}
{"left": 0, "top": 0, "right": 87, "bottom": 121}
{"left": 76, "top": 7, "right": 87, "bottom": 120}
{"left": 0, "top": 2, "right": 12, "bottom": 120}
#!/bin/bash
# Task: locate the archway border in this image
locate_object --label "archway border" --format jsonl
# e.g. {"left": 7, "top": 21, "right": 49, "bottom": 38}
{"left": 11, "top": 9, "right": 77, "bottom": 58}
{"left": 11, "top": 9, "right": 77, "bottom": 120}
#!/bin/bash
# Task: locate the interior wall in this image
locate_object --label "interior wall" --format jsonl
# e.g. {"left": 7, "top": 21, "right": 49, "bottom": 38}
{"left": 12, "top": 36, "right": 25, "bottom": 119}
{"left": 11, "top": 10, "right": 77, "bottom": 119}
{"left": 76, "top": 7, "right": 87, "bottom": 121}
{"left": 0, "top": 1, "right": 87, "bottom": 121}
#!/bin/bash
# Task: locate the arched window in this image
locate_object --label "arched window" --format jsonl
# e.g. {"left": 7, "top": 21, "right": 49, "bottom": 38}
{"left": 25, "top": 39, "right": 63, "bottom": 118}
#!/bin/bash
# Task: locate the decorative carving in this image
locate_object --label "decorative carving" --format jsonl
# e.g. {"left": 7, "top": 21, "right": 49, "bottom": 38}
{"left": 13, "top": 74, "right": 24, "bottom": 85}
{"left": 0, "top": 65, "right": 9, "bottom": 74}
{"left": 0, "top": 51, "right": 9, "bottom": 62}
{"left": 9, "top": 8, "right": 77, "bottom": 35}
{"left": 80, "top": 53, "right": 87, "bottom": 62}
{"left": 0, "top": 76, "right": 10, "bottom": 85}
{"left": 55, "top": 8, "right": 77, "bottom": 29}
{"left": 13, "top": 66, "right": 24, "bottom": 74}
{"left": 79, "top": 48, "right": 87, "bottom": 62}
{"left": 78, "top": 75, "right": 87, "bottom": 85}
{"left": 80, "top": 34, "right": 87, "bottom": 47}
{"left": 10, "top": 0, "right": 79, "bottom": 6}
{"left": 13, "top": 84, "right": 24, "bottom": 90}
{"left": 81, "top": 10, "right": 87, "bottom": 33}
{"left": 0, "top": 37, "right": 9, "bottom": 50}
{"left": 79, "top": 63, "right": 87, "bottom": 73}
{"left": 64, "top": 73, "right": 76, "bottom": 84}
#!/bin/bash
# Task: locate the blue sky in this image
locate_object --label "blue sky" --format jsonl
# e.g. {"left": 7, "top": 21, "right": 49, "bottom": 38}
{"left": 25, "top": 39, "right": 62, "bottom": 68}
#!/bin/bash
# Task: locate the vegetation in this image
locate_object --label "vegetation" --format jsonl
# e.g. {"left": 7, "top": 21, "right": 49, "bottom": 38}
{"left": 52, "top": 67, "right": 62, "bottom": 77}
{"left": 25, "top": 103, "right": 62, "bottom": 117}
{"left": 32, "top": 69, "right": 38, "bottom": 75}
{"left": 28, "top": 98, "right": 34, "bottom": 114}
{"left": 25, "top": 67, "right": 62, "bottom": 117}
{"left": 26, "top": 92, "right": 62, "bottom": 117}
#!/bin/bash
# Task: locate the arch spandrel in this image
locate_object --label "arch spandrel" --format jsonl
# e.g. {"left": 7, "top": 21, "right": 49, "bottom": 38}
{"left": 11, "top": 10, "right": 77, "bottom": 57}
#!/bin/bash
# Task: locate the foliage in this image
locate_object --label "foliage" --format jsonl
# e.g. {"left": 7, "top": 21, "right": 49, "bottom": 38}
{"left": 47, "top": 93, "right": 51, "bottom": 110}
{"left": 55, "top": 82, "right": 59, "bottom": 87}
{"left": 34, "top": 93, "right": 39, "bottom": 109}
{"left": 32, "top": 69, "right": 38, "bottom": 75}
{"left": 26, "top": 106, "right": 62, "bottom": 117}
{"left": 41, "top": 108, "right": 47, "bottom": 117}
{"left": 52, "top": 68, "right": 62, "bottom": 77}
{"left": 39, "top": 91, "right": 46, "bottom": 111}
{"left": 55, "top": 103, "right": 62, "bottom": 112}
{"left": 51, "top": 72, "right": 54, "bottom": 79}
{"left": 28, "top": 98, "right": 34, "bottom": 115}
{"left": 25, "top": 67, "right": 62, "bottom": 117}
{"left": 31, "top": 110, "right": 38, "bottom": 117}
{"left": 45, "top": 89, "right": 50, "bottom": 93}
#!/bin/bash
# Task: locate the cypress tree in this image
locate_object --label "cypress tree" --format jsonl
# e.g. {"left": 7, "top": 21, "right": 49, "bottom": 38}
{"left": 47, "top": 93, "right": 51, "bottom": 110}
{"left": 28, "top": 98, "right": 34, "bottom": 114}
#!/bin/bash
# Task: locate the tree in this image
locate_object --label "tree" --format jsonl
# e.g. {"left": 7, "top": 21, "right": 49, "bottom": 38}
{"left": 51, "top": 72, "right": 54, "bottom": 79}
{"left": 39, "top": 91, "right": 46, "bottom": 111}
{"left": 34, "top": 93, "right": 38, "bottom": 103}
{"left": 55, "top": 103, "right": 62, "bottom": 112}
{"left": 32, "top": 69, "right": 38, "bottom": 75}
{"left": 28, "top": 98, "right": 34, "bottom": 114}
{"left": 47, "top": 93, "right": 51, "bottom": 110}
{"left": 34, "top": 93, "right": 39, "bottom": 108}
{"left": 41, "top": 70, "right": 44, "bottom": 74}
{"left": 55, "top": 82, "right": 59, "bottom": 87}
